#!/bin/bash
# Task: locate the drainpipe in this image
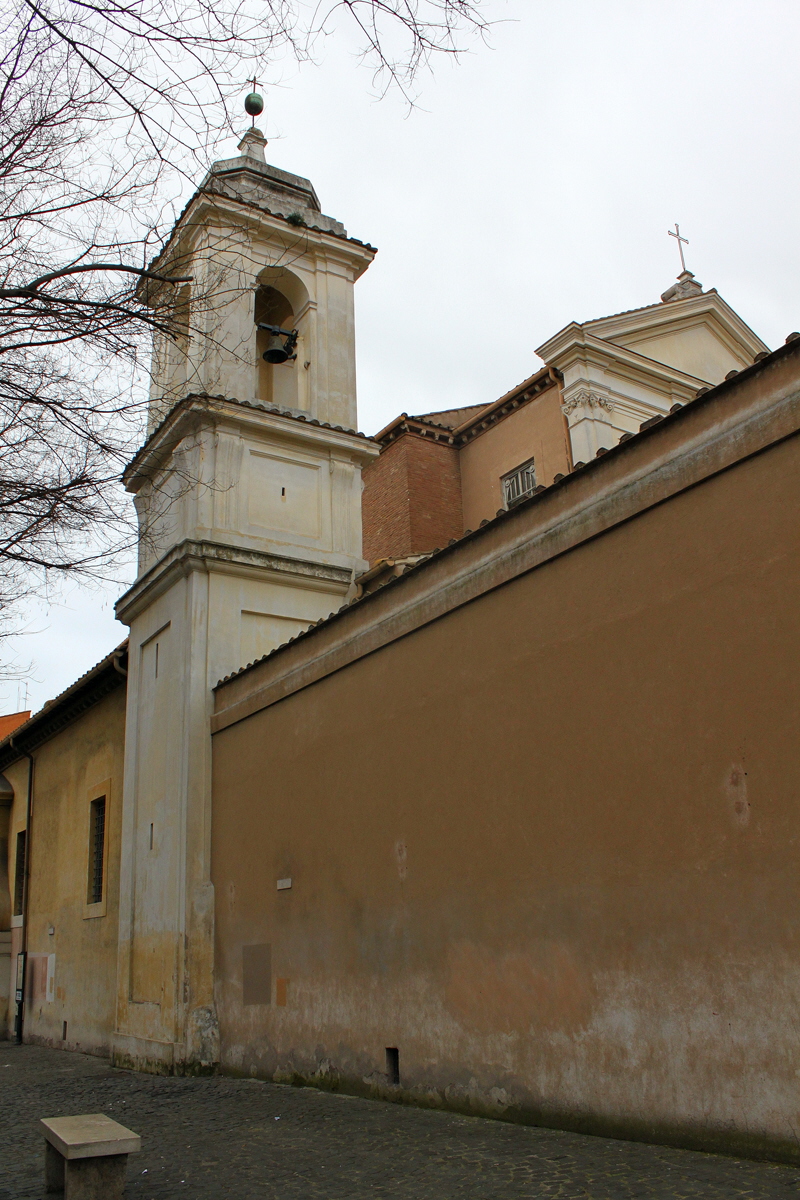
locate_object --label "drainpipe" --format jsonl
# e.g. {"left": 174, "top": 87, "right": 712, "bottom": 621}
{"left": 9, "top": 738, "right": 34, "bottom": 1044}
{"left": 112, "top": 650, "right": 128, "bottom": 679}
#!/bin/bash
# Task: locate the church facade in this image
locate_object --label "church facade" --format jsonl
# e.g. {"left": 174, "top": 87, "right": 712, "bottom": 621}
{"left": 2, "top": 127, "right": 800, "bottom": 1162}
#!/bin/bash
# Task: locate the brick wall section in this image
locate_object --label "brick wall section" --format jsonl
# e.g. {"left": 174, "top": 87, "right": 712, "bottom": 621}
{"left": 406, "top": 435, "right": 463, "bottom": 553}
{"left": 362, "top": 433, "right": 463, "bottom": 563}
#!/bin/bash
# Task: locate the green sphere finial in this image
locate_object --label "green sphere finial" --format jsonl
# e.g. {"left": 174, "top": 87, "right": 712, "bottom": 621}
{"left": 245, "top": 91, "right": 264, "bottom": 119}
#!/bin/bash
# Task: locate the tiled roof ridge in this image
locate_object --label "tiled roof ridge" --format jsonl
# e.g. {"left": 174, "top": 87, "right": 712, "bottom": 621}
{"left": 376, "top": 367, "right": 558, "bottom": 449}
{"left": 124, "top": 393, "right": 376, "bottom": 478}
{"left": 215, "top": 334, "right": 800, "bottom": 691}
{"left": 0, "top": 641, "right": 128, "bottom": 765}
{"left": 409, "top": 403, "right": 490, "bottom": 429}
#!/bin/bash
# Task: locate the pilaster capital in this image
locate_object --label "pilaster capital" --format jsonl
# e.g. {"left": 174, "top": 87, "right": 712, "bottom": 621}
{"left": 561, "top": 390, "right": 616, "bottom": 417}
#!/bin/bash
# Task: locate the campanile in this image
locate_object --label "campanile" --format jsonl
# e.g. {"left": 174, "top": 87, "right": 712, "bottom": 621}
{"left": 112, "top": 122, "right": 378, "bottom": 1072}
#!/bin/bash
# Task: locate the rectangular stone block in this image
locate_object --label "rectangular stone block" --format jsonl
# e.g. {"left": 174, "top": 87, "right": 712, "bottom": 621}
{"left": 40, "top": 1113, "right": 141, "bottom": 1160}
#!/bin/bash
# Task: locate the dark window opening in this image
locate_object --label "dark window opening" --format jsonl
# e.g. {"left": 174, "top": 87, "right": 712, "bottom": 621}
{"left": 386, "top": 1046, "right": 400, "bottom": 1086}
{"left": 62, "top": 1021, "right": 67, "bottom": 1041}
{"left": 87, "top": 797, "right": 106, "bottom": 904}
{"left": 13, "top": 830, "right": 26, "bottom": 916}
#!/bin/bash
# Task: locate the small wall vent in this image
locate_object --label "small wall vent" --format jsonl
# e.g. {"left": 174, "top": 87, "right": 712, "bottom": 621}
{"left": 386, "top": 1046, "right": 400, "bottom": 1086}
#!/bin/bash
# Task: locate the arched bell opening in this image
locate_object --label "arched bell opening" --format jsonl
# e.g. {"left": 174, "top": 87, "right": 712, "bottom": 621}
{"left": 255, "top": 285, "right": 296, "bottom": 408}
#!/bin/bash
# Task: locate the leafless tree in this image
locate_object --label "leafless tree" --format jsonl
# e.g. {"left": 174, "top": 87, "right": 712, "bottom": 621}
{"left": 0, "top": 0, "right": 488, "bottom": 662}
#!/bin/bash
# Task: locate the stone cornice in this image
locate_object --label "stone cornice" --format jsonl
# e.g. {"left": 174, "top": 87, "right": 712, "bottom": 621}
{"left": 116, "top": 538, "right": 353, "bottom": 625}
{"left": 124, "top": 394, "right": 378, "bottom": 493}
{"left": 537, "top": 292, "right": 768, "bottom": 371}
{"left": 551, "top": 331, "right": 709, "bottom": 391}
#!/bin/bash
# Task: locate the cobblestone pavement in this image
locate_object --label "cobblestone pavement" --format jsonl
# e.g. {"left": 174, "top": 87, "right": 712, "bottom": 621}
{"left": 3, "top": 1045, "right": 800, "bottom": 1200}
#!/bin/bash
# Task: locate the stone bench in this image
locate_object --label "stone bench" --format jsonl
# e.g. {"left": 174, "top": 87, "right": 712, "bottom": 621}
{"left": 41, "top": 1113, "right": 141, "bottom": 1199}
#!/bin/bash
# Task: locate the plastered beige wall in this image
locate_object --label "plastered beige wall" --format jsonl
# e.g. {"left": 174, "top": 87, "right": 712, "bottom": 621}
{"left": 459, "top": 386, "right": 570, "bottom": 530}
{"left": 211, "top": 426, "right": 800, "bottom": 1160}
{"left": 4, "top": 687, "right": 125, "bottom": 1052}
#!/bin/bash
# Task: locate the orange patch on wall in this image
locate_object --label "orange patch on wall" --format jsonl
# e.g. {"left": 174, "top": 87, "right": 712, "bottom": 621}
{"left": 444, "top": 940, "right": 595, "bottom": 1035}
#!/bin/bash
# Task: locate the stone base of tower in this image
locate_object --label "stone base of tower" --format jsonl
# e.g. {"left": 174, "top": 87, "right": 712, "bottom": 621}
{"left": 112, "top": 395, "right": 378, "bottom": 1093}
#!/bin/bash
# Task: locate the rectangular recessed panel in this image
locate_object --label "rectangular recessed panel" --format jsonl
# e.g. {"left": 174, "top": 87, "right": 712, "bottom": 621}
{"left": 248, "top": 452, "right": 320, "bottom": 538}
{"left": 242, "top": 943, "right": 271, "bottom": 1005}
{"left": 241, "top": 612, "right": 309, "bottom": 666}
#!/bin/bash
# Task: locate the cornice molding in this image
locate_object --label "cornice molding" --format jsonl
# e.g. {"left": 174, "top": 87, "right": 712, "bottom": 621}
{"left": 586, "top": 290, "right": 768, "bottom": 357}
{"left": 551, "top": 332, "right": 709, "bottom": 391}
{"left": 538, "top": 292, "right": 768, "bottom": 374}
{"left": 143, "top": 188, "right": 376, "bottom": 297}
{"left": 116, "top": 538, "right": 353, "bottom": 625}
{"left": 124, "top": 394, "right": 378, "bottom": 493}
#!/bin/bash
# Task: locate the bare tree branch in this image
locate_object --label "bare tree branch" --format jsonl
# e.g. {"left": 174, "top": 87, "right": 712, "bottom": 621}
{"left": 0, "top": 0, "right": 490, "bottom": 671}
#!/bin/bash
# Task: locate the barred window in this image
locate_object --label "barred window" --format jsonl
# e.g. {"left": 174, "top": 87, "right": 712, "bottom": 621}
{"left": 13, "top": 830, "right": 26, "bottom": 916}
{"left": 87, "top": 797, "right": 106, "bottom": 905}
{"left": 502, "top": 458, "right": 536, "bottom": 508}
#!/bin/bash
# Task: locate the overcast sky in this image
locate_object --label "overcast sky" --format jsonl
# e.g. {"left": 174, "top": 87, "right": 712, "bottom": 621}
{"left": 3, "top": 0, "right": 799, "bottom": 715}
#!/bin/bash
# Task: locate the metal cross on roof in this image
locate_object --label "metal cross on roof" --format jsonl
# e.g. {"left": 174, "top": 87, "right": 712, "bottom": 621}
{"left": 668, "top": 223, "right": 689, "bottom": 273}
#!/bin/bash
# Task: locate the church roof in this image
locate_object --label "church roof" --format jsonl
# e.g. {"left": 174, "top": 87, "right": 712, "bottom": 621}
{"left": 373, "top": 367, "right": 558, "bottom": 447}
{"left": 0, "top": 643, "right": 128, "bottom": 770}
{"left": 409, "top": 403, "right": 489, "bottom": 430}
{"left": 215, "top": 333, "right": 800, "bottom": 692}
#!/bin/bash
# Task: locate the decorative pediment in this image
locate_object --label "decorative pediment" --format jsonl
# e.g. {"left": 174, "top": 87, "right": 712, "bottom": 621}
{"left": 537, "top": 279, "right": 769, "bottom": 466}
{"left": 582, "top": 287, "right": 768, "bottom": 385}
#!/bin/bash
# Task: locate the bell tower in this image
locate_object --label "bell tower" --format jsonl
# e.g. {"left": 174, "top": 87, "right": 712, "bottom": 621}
{"left": 112, "top": 120, "right": 378, "bottom": 1073}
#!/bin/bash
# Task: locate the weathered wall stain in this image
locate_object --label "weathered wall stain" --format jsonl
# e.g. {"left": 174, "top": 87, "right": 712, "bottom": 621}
{"left": 211, "top": 419, "right": 800, "bottom": 1161}
{"left": 4, "top": 686, "right": 126, "bottom": 1053}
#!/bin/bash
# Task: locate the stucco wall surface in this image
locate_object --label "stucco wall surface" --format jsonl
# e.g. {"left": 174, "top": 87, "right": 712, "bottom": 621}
{"left": 5, "top": 687, "right": 125, "bottom": 1053}
{"left": 211, "top": 397, "right": 800, "bottom": 1159}
{"left": 459, "top": 386, "right": 570, "bottom": 530}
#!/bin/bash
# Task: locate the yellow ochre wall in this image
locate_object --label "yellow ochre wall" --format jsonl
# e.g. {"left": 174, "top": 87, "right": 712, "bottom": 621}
{"left": 211, "top": 423, "right": 800, "bottom": 1161}
{"left": 458, "top": 385, "right": 571, "bottom": 530}
{"left": 4, "top": 685, "right": 126, "bottom": 1053}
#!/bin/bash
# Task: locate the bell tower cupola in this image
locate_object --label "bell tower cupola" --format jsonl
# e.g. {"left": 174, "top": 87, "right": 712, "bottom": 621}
{"left": 145, "top": 121, "right": 374, "bottom": 433}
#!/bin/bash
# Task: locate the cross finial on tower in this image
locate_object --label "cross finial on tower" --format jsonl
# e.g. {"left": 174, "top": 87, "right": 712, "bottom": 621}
{"left": 668, "top": 223, "right": 690, "bottom": 273}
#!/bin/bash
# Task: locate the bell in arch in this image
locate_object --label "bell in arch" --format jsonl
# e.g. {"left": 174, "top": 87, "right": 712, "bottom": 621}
{"left": 261, "top": 326, "right": 297, "bottom": 364}
{"left": 255, "top": 283, "right": 300, "bottom": 406}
